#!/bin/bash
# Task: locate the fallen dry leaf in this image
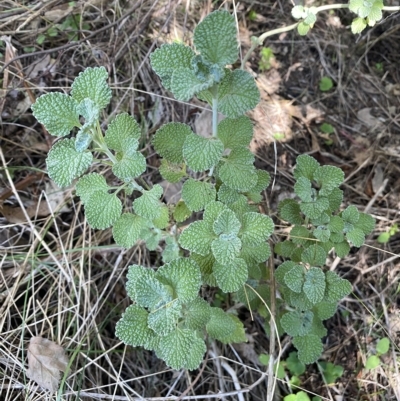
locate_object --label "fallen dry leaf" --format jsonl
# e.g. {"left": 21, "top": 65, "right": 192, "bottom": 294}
{"left": 26, "top": 337, "right": 69, "bottom": 392}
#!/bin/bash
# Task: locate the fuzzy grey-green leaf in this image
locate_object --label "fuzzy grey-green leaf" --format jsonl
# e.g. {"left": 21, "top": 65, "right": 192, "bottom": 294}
{"left": 213, "top": 257, "right": 248, "bottom": 293}
{"left": 183, "top": 134, "right": 224, "bottom": 172}
{"left": 112, "top": 213, "right": 145, "bottom": 248}
{"left": 182, "top": 179, "right": 216, "bottom": 212}
{"left": 32, "top": 93, "right": 80, "bottom": 137}
{"left": 179, "top": 221, "right": 215, "bottom": 255}
{"left": 153, "top": 122, "right": 193, "bottom": 163}
{"left": 84, "top": 191, "right": 122, "bottom": 229}
{"left": 216, "top": 69, "right": 260, "bottom": 118}
{"left": 115, "top": 305, "right": 155, "bottom": 348}
{"left": 156, "top": 258, "right": 202, "bottom": 303}
{"left": 46, "top": 138, "right": 93, "bottom": 187}
{"left": 133, "top": 185, "right": 163, "bottom": 220}
{"left": 76, "top": 173, "right": 108, "bottom": 204}
{"left": 150, "top": 43, "right": 195, "bottom": 91}
{"left": 105, "top": 113, "right": 141, "bottom": 151}
{"left": 217, "top": 116, "right": 253, "bottom": 149}
{"left": 71, "top": 66, "right": 111, "bottom": 109}
{"left": 193, "top": 10, "right": 238, "bottom": 66}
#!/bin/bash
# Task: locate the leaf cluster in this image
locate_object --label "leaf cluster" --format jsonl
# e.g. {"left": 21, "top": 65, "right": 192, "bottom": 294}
{"left": 274, "top": 155, "right": 375, "bottom": 364}
{"left": 115, "top": 260, "right": 246, "bottom": 370}
{"left": 150, "top": 11, "right": 259, "bottom": 118}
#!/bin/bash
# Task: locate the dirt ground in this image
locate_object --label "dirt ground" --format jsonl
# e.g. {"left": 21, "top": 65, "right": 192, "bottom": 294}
{"left": 1, "top": 1, "right": 400, "bottom": 400}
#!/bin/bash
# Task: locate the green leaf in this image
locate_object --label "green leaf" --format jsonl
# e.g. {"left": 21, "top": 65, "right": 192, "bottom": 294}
{"left": 292, "top": 5, "right": 306, "bottom": 19}
{"left": 284, "top": 265, "right": 305, "bottom": 293}
{"left": 77, "top": 98, "right": 100, "bottom": 128}
{"left": 213, "top": 209, "right": 241, "bottom": 236}
{"left": 291, "top": 225, "right": 311, "bottom": 245}
{"left": 46, "top": 138, "right": 93, "bottom": 187}
{"left": 193, "top": 10, "right": 238, "bottom": 66}
{"left": 76, "top": 173, "right": 108, "bottom": 204}
{"left": 240, "top": 242, "right": 271, "bottom": 265}
{"left": 135, "top": 271, "right": 172, "bottom": 309}
{"left": 152, "top": 122, "right": 192, "bottom": 163}
{"left": 153, "top": 205, "right": 169, "bottom": 229}
{"left": 249, "top": 169, "right": 271, "bottom": 193}
{"left": 212, "top": 234, "right": 242, "bottom": 264}
{"left": 279, "top": 199, "right": 304, "bottom": 225}
{"left": 294, "top": 177, "right": 313, "bottom": 202}
{"left": 217, "top": 314, "right": 246, "bottom": 343}
{"left": 313, "top": 226, "right": 331, "bottom": 243}
{"left": 32, "top": 93, "right": 80, "bottom": 137}
{"left": 150, "top": 43, "right": 195, "bottom": 91}
{"left": 214, "top": 69, "right": 260, "bottom": 118}
{"left": 346, "top": 228, "right": 365, "bottom": 247}
{"left": 240, "top": 212, "right": 274, "bottom": 246}
{"left": 179, "top": 220, "right": 215, "bottom": 255}
{"left": 297, "top": 22, "right": 311, "bottom": 36}
{"left": 217, "top": 184, "right": 243, "bottom": 205}
{"left": 112, "top": 213, "right": 145, "bottom": 248}
{"left": 328, "top": 216, "right": 344, "bottom": 233}
{"left": 206, "top": 307, "right": 238, "bottom": 340}
{"left": 365, "top": 355, "right": 380, "bottom": 369}
{"left": 125, "top": 265, "right": 148, "bottom": 301}
{"left": 133, "top": 185, "right": 163, "bottom": 220}
{"left": 300, "top": 197, "right": 330, "bottom": 220}
{"left": 203, "top": 201, "right": 228, "bottom": 228}
{"left": 75, "top": 130, "right": 92, "bottom": 152}
{"left": 293, "top": 334, "right": 323, "bottom": 364}
{"left": 112, "top": 141, "right": 146, "bottom": 181}
{"left": 115, "top": 305, "right": 155, "bottom": 348}
{"left": 328, "top": 188, "right": 343, "bottom": 211}
{"left": 191, "top": 252, "right": 217, "bottom": 286}
{"left": 286, "top": 352, "right": 306, "bottom": 376}
{"left": 342, "top": 205, "right": 360, "bottom": 224}
{"left": 355, "top": 213, "right": 375, "bottom": 235}
{"left": 376, "top": 337, "right": 390, "bottom": 355}
{"left": 314, "top": 165, "right": 344, "bottom": 196}
{"left": 83, "top": 191, "right": 122, "bottom": 229}
{"left": 183, "top": 134, "right": 224, "bottom": 172}
{"left": 294, "top": 155, "right": 320, "bottom": 180}
{"left": 219, "top": 148, "right": 257, "bottom": 191}
{"left": 71, "top": 66, "right": 111, "bottom": 109}
{"left": 213, "top": 257, "right": 248, "bottom": 293}
{"left": 105, "top": 113, "right": 141, "bottom": 151}
{"left": 157, "top": 328, "right": 206, "bottom": 370}
{"left": 281, "top": 310, "right": 314, "bottom": 336}
{"left": 182, "top": 179, "right": 216, "bottom": 212}
{"left": 334, "top": 241, "right": 351, "bottom": 258}
{"left": 162, "top": 237, "right": 181, "bottom": 263}
{"left": 301, "top": 245, "right": 327, "bottom": 267}
{"left": 275, "top": 261, "right": 297, "bottom": 285}
{"left": 170, "top": 67, "right": 216, "bottom": 101}
{"left": 159, "top": 159, "right": 186, "bottom": 183}
{"left": 303, "top": 267, "right": 325, "bottom": 304}
{"left": 314, "top": 301, "right": 337, "bottom": 320}
{"left": 217, "top": 116, "right": 254, "bottom": 149}
{"left": 148, "top": 300, "right": 182, "bottom": 335}
{"left": 173, "top": 200, "right": 191, "bottom": 223}
{"left": 183, "top": 297, "right": 212, "bottom": 330}
{"left": 351, "top": 17, "right": 367, "bottom": 34}
{"left": 319, "top": 77, "right": 333, "bottom": 92}
{"left": 157, "top": 258, "right": 202, "bottom": 303}
{"left": 325, "top": 271, "right": 352, "bottom": 302}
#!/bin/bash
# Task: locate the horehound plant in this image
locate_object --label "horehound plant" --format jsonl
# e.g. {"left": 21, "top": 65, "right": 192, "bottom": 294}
{"left": 32, "top": 8, "right": 378, "bottom": 371}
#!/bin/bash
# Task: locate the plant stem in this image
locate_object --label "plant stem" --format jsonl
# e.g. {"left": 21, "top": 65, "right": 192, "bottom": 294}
{"left": 212, "top": 97, "right": 218, "bottom": 137}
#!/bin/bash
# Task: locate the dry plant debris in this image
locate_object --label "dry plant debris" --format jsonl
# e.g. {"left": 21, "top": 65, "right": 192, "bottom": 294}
{"left": 26, "top": 336, "right": 69, "bottom": 392}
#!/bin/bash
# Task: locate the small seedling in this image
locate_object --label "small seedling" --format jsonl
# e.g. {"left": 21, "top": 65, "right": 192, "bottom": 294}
{"left": 365, "top": 337, "right": 390, "bottom": 369}
{"left": 319, "top": 77, "right": 334, "bottom": 92}
{"left": 284, "top": 391, "right": 321, "bottom": 401}
{"left": 319, "top": 123, "right": 335, "bottom": 145}
{"left": 259, "top": 47, "right": 275, "bottom": 71}
{"left": 377, "top": 223, "right": 398, "bottom": 244}
{"left": 319, "top": 361, "right": 344, "bottom": 384}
